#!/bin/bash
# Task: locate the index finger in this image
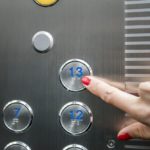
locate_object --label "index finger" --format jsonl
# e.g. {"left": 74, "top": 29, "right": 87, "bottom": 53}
{"left": 82, "top": 76, "right": 139, "bottom": 115}
{"left": 95, "top": 76, "right": 139, "bottom": 94}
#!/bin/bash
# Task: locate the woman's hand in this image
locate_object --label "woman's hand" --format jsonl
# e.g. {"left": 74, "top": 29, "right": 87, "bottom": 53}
{"left": 81, "top": 76, "right": 150, "bottom": 141}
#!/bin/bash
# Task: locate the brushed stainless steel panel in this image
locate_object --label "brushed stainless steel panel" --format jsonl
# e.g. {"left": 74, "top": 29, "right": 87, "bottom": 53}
{"left": 0, "top": 0, "right": 138, "bottom": 150}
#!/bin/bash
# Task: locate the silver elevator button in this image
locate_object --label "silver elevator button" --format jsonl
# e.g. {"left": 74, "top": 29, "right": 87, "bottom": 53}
{"left": 32, "top": 31, "right": 54, "bottom": 52}
{"left": 59, "top": 102, "right": 93, "bottom": 135}
{"left": 59, "top": 59, "right": 93, "bottom": 91}
{"left": 63, "top": 144, "right": 88, "bottom": 150}
{"left": 3, "top": 100, "right": 33, "bottom": 133}
{"left": 4, "top": 141, "right": 31, "bottom": 150}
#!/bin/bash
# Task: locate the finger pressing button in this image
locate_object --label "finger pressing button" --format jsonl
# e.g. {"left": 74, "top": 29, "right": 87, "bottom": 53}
{"left": 59, "top": 59, "right": 93, "bottom": 92}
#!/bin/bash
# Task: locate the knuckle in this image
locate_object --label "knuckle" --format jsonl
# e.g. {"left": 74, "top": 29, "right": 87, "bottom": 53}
{"left": 134, "top": 123, "right": 150, "bottom": 139}
{"left": 132, "top": 101, "right": 150, "bottom": 125}
{"left": 143, "top": 111, "right": 150, "bottom": 125}
{"left": 136, "top": 106, "right": 150, "bottom": 125}
{"left": 139, "top": 82, "right": 150, "bottom": 92}
{"left": 139, "top": 82, "right": 145, "bottom": 90}
{"left": 134, "top": 125, "right": 146, "bottom": 138}
{"left": 102, "top": 88, "right": 117, "bottom": 104}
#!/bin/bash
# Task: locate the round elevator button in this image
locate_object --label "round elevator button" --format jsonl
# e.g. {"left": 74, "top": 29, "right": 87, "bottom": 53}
{"left": 63, "top": 144, "right": 87, "bottom": 150}
{"left": 32, "top": 31, "right": 54, "bottom": 53}
{"left": 34, "top": 0, "right": 58, "bottom": 6}
{"left": 59, "top": 59, "right": 93, "bottom": 91}
{"left": 4, "top": 141, "right": 31, "bottom": 150}
{"left": 3, "top": 100, "right": 33, "bottom": 133}
{"left": 59, "top": 102, "right": 93, "bottom": 135}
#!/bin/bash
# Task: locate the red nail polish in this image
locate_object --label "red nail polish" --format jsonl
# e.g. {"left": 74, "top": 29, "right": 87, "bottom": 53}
{"left": 117, "top": 133, "right": 132, "bottom": 141}
{"left": 81, "top": 76, "right": 91, "bottom": 86}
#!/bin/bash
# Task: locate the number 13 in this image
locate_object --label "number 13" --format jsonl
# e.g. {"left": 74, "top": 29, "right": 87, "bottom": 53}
{"left": 69, "top": 67, "right": 83, "bottom": 78}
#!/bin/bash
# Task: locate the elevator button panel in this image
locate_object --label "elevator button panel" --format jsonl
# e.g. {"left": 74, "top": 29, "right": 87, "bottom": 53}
{"left": 3, "top": 100, "right": 33, "bottom": 133}
{"left": 59, "top": 102, "right": 93, "bottom": 135}
{"left": 4, "top": 141, "right": 31, "bottom": 150}
{"left": 63, "top": 144, "right": 87, "bottom": 150}
{"left": 33, "top": 0, "right": 58, "bottom": 6}
{"left": 59, "top": 59, "right": 93, "bottom": 91}
{"left": 0, "top": 0, "right": 131, "bottom": 149}
{"left": 32, "top": 31, "right": 54, "bottom": 53}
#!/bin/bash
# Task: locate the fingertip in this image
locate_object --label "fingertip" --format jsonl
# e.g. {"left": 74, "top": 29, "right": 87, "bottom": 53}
{"left": 117, "top": 133, "right": 132, "bottom": 141}
{"left": 81, "top": 76, "right": 91, "bottom": 86}
{"left": 139, "top": 82, "right": 150, "bottom": 92}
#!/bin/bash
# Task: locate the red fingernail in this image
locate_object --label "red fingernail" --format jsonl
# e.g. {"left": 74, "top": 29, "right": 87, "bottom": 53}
{"left": 117, "top": 133, "right": 132, "bottom": 141}
{"left": 81, "top": 76, "right": 91, "bottom": 86}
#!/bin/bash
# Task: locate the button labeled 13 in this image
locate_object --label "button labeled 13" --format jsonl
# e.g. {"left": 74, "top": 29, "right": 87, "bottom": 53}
{"left": 59, "top": 59, "right": 93, "bottom": 91}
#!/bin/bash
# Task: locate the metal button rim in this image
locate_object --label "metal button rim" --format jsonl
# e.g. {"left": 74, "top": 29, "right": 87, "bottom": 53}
{"left": 4, "top": 141, "right": 31, "bottom": 150}
{"left": 3, "top": 100, "right": 34, "bottom": 133}
{"left": 33, "top": 0, "right": 59, "bottom": 7}
{"left": 32, "top": 31, "right": 54, "bottom": 52}
{"left": 63, "top": 144, "right": 88, "bottom": 150}
{"left": 59, "top": 101, "right": 93, "bottom": 136}
{"left": 59, "top": 59, "right": 93, "bottom": 92}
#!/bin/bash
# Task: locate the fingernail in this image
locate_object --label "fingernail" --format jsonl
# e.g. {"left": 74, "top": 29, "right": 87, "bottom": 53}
{"left": 81, "top": 76, "right": 91, "bottom": 86}
{"left": 117, "top": 133, "right": 132, "bottom": 141}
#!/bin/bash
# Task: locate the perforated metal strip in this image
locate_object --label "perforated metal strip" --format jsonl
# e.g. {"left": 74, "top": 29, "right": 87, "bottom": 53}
{"left": 125, "top": 0, "right": 150, "bottom": 90}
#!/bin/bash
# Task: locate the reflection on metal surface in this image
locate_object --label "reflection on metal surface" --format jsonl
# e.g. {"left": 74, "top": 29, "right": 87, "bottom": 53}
{"left": 125, "top": 66, "right": 150, "bottom": 69}
{"left": 124, "top": 145, "right": 150, "bottom": 150}
{"left": 125, "top": 17, "right": 150, "bottom": 21}
{"left": 125, "top": 58, "right": 150, "bottom": 61}
{"left": 125, "top": 42, "right": 150, "bottom": 45}
{"left": 125, "top": 8, "right": 150, "bottom": 13}
{"left": 125, "top": 25, "right": 150, "bottom": 29}
{"left": 125, "top": 74, "right": 150, "bottom": 77}
{"left": 63, "top": 144, "right": 87, "bottom": 150}
{"left": 4, "top": 141, "right": 31, "bottom": 150}
{"left": 125, "top": 33, "right": 150, "bottom": 37}
{"left": 125, "top": 1, "right": 150, "bottom": 5}
{"left": 125, "top": 50, "right": 150, "bottom": 53}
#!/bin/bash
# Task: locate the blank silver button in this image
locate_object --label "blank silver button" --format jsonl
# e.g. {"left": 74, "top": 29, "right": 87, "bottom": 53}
{"left": 63, "top": 144, "right": 87, "bottom": 150}
{"left": 59, "top": 59, "right": 93, "bottom": 91}
{"left": 3, "top": 100, "right": 33, "bottom": 133}
{"left": 59, "top": 102, "right": 93, "bottom": 135}
{"left": 4, "top": 141, "right": 31, "bottom": 150}
{"left": 32, "top": 31, "right": 54, "bottom": 52}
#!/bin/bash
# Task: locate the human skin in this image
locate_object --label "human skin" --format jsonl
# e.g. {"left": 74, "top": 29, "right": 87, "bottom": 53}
{"left": 81, "top": 76, "right": 150, "bottom": 141}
